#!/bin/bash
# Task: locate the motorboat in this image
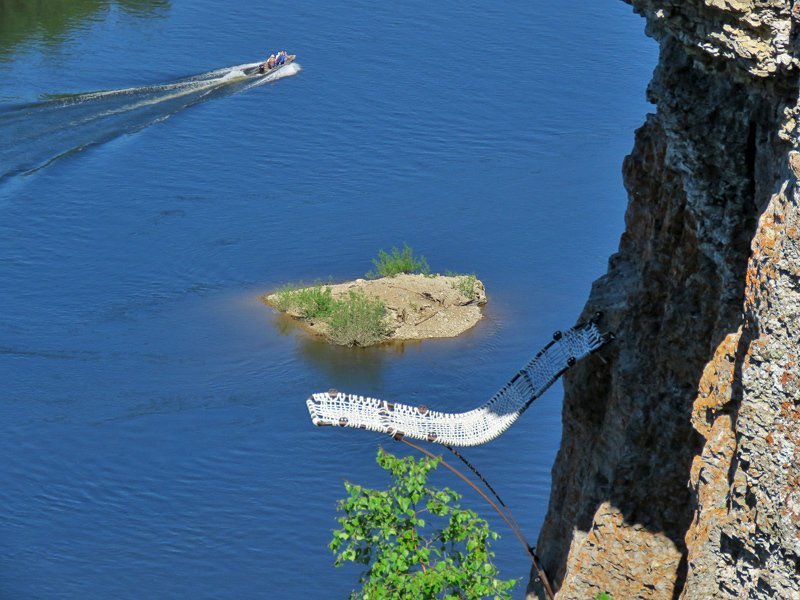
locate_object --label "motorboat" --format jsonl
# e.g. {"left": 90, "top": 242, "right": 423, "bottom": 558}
{"left": 245, "top": 53, "right": 296, "bottom": 76}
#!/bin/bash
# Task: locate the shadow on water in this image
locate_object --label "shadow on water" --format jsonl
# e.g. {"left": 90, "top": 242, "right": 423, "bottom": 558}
{"left": 0, "top": 61, "right": 300, "bottom": 181}
{"left": 273, "top": 311, "right": 430, "bottom": 391}
{"left": 298, "top": 337, "right": 388, "bottom": 392}
{"left": 0, "top": 0, "right": 169, "bottom": 58}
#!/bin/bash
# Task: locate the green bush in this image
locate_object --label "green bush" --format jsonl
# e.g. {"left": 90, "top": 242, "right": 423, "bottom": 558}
{"left": 331, "top": 448, "right": 516, "bottom": 599}
{"left": 272, "top": 283, "right": 335, "bottom": 319}
{"left": 451, "top": 274, "right": 478, "bottom": 301}
{"left": 270, "top": 282, "right": 299, "bottom": 312}
{"left": 367, "top": 243, "right": 430, "bottom": 278}
{"left": 327, "top": 290, "right": 391, "bottom": 346}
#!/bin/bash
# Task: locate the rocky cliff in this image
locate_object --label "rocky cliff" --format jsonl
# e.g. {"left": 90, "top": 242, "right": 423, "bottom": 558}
{"left": 529, "top": 2, "right": 800, "bottom": 598}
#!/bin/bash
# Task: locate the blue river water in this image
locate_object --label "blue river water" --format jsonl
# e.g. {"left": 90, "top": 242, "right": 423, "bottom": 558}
{"left": 0, "top": 1, "right": 656, "bottom": 597}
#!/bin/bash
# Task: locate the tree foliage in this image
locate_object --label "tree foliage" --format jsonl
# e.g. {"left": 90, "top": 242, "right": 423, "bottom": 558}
{"left": 330, "top": 448, "right": 516, "bottom": 599}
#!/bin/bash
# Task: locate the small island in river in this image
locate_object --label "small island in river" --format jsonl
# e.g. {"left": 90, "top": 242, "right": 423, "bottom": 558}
{"left": 262, "top": 273, "right": 487, "bottom": 347}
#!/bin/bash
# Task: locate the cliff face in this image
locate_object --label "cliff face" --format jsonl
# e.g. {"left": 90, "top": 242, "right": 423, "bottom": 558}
{"left": 530, "top": 2, "right": 800, "bottom": 598}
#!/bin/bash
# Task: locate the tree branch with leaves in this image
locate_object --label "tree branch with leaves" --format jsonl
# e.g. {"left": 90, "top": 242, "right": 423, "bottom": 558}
{"left": 330, "top": 448, "right": 516, "bottom": 599}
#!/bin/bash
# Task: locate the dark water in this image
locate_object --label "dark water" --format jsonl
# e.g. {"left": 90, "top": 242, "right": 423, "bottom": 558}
{"left": 0, "top": 1, "right": 656, "bottom": 597}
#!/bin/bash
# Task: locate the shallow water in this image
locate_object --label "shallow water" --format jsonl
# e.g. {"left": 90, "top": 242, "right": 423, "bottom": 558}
{"left": 0, "top": 1, "right": 656, "bottom": 597}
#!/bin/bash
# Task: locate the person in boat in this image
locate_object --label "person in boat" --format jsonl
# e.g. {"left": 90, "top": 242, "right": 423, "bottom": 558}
{"left": 258, "top": 54, "right": 276, "bottom": 73}
{"left": 276, "top": 51, "right": 287, "bottom": 66}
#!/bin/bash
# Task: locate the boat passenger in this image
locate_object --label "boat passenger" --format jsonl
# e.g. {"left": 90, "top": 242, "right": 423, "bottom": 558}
{"left": 276, "top": 51, "right": 287, "bottom": 66}
{"left": 257, "top": 54, "right": 275, "bottom": 73}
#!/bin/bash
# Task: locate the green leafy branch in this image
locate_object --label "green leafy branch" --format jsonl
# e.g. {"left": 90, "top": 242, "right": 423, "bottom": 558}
{"left": 330, "top": 448, "right": 516, "bottom": 599}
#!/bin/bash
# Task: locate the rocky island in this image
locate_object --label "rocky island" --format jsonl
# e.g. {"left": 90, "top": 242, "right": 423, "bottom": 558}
{"left": 262, "top": 247, "right": 487, "bottom": 346}
{"left": 263, "top": 274, "right": 486, "bottom": 346}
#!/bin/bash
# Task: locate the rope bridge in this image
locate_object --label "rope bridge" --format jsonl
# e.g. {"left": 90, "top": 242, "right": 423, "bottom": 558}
{"left": 306, "top": 314, "right": 612, "bottom": 447}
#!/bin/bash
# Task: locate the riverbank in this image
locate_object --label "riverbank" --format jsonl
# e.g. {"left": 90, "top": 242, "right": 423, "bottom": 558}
{"left": 262, "top": 273, "right": 487, "bottom": 346}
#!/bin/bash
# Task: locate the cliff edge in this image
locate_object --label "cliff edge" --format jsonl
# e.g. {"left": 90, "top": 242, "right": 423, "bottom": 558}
{"left": 530, "top": 2, "right": 800, "bottom": 598}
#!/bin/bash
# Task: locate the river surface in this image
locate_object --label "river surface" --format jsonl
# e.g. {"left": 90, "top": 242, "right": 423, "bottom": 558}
{"left": 0, "top": 1, "right": 656, "bottom": 597}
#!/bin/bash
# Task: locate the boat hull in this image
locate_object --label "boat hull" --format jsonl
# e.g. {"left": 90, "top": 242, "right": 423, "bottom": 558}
{"left": 244, "top": 55, "right": 297, "bottom": 76}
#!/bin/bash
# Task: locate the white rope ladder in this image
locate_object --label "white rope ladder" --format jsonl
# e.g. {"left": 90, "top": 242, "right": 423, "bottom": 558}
{"left": 306, "top": 316, "right": 612, "bottom": 447}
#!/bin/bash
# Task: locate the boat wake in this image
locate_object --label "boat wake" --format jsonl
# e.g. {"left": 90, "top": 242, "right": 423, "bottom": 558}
{"left": 0, "top": 62, "right": 300, "bottom": 181}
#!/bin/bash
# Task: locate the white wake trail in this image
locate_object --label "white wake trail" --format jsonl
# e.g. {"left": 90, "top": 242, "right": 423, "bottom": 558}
{"left": 0, "top": 61, "right": 301, "bottom": 181}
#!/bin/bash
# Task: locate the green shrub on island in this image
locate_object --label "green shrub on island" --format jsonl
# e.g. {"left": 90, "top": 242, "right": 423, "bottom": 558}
{"left": 330, "top": 448, "right": 516, "bottom": 599}
{"left": 327, "top": 290, "right": 391, "bottom": 347}
{"left": 449, "top": 273, "right": 479, "bottom": 301}
{"left": 272, "top": 282, "right": 336, "bottom": 319}
{"left": 367, "top": 243, "right": 430, "bottom": 278}
{"left": 272, "top": 284, "right": 390, "bottom": 346}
